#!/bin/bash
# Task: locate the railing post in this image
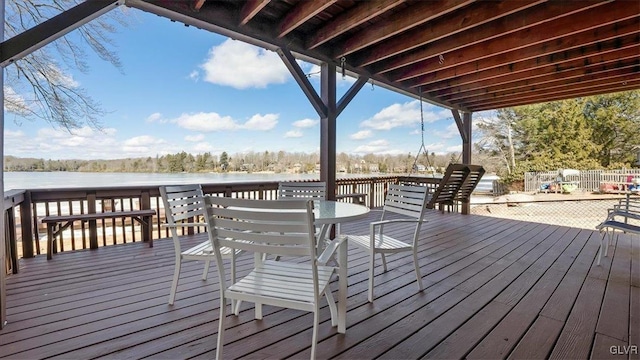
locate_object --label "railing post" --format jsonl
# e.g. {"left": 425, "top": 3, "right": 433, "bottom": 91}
{"left": 369, "top": 179, "right": 375, "bottom": 207}
{"left": 140, "top": 190, "right": 152, "bottom": 246}
{"left": 19, "top": 191, "right": 34, "bottom": 258}
{"left": 87, "top": 192, "right": 98, "bottom": 250}
{"left": 5, "top": 208, "right": 16, "bottom": 274}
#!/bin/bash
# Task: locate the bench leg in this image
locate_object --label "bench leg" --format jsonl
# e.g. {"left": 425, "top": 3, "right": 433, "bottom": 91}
{"left": 47, "top": 224, "right": 54, "bottom": 260}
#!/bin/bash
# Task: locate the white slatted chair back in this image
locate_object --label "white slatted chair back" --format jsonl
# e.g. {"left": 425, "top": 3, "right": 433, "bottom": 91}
{"left": 278, "top": 181, "right": 327, "bottom": 200}
{"left": 382, "top": 183, "right": 430, "bottom": 220}
{"left": 160, "top": 184, "right": 207, "bottom": 226}
{"left": 159, "top": 184, "right": 240, "bottom": 306}
{"left": 206, "top": 196, "right": 338, "bottom": 360}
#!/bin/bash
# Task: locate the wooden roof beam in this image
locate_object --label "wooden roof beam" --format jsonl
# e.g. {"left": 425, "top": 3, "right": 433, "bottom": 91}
{"left": 379, "top": 0, "right": 609, "bottom": 78}
{"left": 457, "top": 59, "right": 640, "bottom": 105}
{"left": 355, "top": 0, "right": 545, "bottom": 68}
{"left": 441, "top": 47, "right": 640, "bottom": 102}
{"left": 419, "top": 28, "right": 640, "bottom": 94}
{"left": 277, "top": 0, "right": 337, "bottom": 38}
{"left": 394, "top": 2, "right": 634, "bottom": 86}
{"left": 192, "top": 0, "right": 206, "bottom": 11}
{"left": 239, "top": 0, "right": 270, "bottom": 25}
{"left": 306, "top": 0, "right": 405, "bottom": 50}
{"left": 333, "top": 0, "right": 475, "bottom": 58}
{"left": 468, "top": 74, "right": 640, "bottom": 111}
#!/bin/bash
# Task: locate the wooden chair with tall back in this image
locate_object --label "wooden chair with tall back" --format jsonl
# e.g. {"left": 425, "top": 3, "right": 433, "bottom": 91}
{"left": 206, "top": 196, "right": 345, "bottom": 360}
{"left": 159, "top": 184, "right": 241, "bottom": 305}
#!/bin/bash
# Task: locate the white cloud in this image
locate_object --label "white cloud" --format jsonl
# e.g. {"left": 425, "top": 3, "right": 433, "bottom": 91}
{"left": 284, "top": 130, "right": 303, "bottom": 138}
{"left": 146, "top": 112, "right": 164, "bottom": 123}
{"left": 446, "top": 144, "right": 463, "bottom": 153}
{"left": 307, "top": 64, "right": 356, "bottom": 85}
{"left": 174, "top": 112, "right": 237, "bottom": 132}
{"left": 352, "top": 139, "right": 403, "bottom": 155}
{"left": 3, "top": 86, "right": 29, "bottom": 115}
{"left": 293, "top": 118, "right": 318, "bottom": 128}
{"left": 5, "top": 130, "right": 25, "bottom": 138}
{"left": 123, "top": 135, "right": 164, "bottom": 147}
{"left": 185, "top": 134, "right": 205, "bottom": 142}
{"left": 192, "top": 142, "right": 214, "bottom": 153}
{"left": 200, "top": 39, "right": 289, "bottom": 89}
{"left": 362, "top": 101, "right": 448, "bottom": 131}
{"left": 433, "top": 123, "right": 460, "bottom": 139}
{"left": 188, "top": 70, "right": 199, "bottom": 81}
{"left": 245, "top": 114, "right": 278, "bottom": 131}
{"left": 173, "top": 112, "right": 278, "bottom": 132}
{"left": 350, "top": 130, "right": 373, "bottom": 140}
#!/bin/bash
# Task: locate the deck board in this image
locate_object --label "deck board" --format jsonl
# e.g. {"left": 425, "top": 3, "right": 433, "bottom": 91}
{"left": 0, "top": 211, "right": 636, "bottom": 359}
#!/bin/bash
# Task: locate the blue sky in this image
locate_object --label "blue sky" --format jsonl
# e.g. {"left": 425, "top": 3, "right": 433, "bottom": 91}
{"left": 3, "top": 6, "right": 482, "bottom": 160}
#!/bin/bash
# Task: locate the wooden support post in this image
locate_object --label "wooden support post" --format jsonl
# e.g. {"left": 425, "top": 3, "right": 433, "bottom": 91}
{"left": 5, "top": 209, "right": 16, "bottom": 274}
{"left": 19, "top": 191, "right": 34, "bottom": 259}
{"left": 321, "top": 62, "right": 337, "bottom": 201}
{"left": 462, "top": 112, "right": 473, "bottom": 214}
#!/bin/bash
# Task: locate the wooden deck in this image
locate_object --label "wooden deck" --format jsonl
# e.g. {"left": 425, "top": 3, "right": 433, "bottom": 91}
{"left": 1, "top": 211, "right": 638, "bottom": 359}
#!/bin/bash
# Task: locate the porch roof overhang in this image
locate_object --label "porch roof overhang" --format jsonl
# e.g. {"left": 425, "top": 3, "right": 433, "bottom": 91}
{"left": 123, "top": 0, "right": 640, "bottom": 113}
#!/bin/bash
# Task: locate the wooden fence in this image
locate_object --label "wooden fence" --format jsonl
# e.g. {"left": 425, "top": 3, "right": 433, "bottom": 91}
{"left": 524, "top": 169, "right": 640, "bottom": 193}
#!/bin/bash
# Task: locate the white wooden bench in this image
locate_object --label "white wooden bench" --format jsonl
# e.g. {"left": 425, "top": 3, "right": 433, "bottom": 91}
{"left": 42, "top": 209, "right": 156, "bottom": 259}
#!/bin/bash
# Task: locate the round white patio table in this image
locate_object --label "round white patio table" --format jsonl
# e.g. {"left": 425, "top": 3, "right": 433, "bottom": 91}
{"left": 313, "top": 200, "right": 369, "bottom": 334}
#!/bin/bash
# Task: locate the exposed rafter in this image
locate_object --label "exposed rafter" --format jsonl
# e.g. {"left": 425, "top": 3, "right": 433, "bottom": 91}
{"left": 277, "top": 0, "right": 336, "bottom": 38}
{"left": 239, "top": 0, "right": 270, "bottom": 25}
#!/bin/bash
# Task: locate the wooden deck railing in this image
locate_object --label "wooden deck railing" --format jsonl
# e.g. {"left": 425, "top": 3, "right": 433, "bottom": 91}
{"left": 6, "top": 175, "right": 440, "bottom": 272}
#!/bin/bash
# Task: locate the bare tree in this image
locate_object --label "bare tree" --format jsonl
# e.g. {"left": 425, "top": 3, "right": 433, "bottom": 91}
{"left": 4, "top": 0, "right": 128, "bottom": 130}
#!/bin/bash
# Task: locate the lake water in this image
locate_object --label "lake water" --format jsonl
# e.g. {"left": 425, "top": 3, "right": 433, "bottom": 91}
{"left": 2, "top": 171, "right": 497, "bottom": 192}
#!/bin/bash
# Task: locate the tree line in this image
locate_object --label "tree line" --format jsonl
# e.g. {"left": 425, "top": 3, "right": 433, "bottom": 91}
{"left": 476, "top": 90, "right": 640, "bottom": 186}
{"left": 3, "top": 150, "right": 471, "bottom": 175}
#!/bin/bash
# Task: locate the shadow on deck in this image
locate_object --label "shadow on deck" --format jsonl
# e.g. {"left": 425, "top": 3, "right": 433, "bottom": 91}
{"left": 1, "top": 211, "right": 638, "bottom": 359}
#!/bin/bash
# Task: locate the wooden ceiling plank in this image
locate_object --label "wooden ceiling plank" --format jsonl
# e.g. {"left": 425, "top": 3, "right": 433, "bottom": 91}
{"left": 440, "top": 44, "right": 640, "bottom": 101}
{"left": 471, "top": 79, "right": 640, "bottom": 112}
{"left": 394, "top": 2, "right": 635, "bottom": 87}
{"left": 465, "top": 74, "right": 640, "bottom": 111}
{"left": 277, "top": 0, "right": 337, "bottom": 38}
{"left": 356, "top": 0, "right": 546, "bottom": 68}
{"left": 381, "top": 0, "right": 609, "bottom": 78}
{"left": 458, "top": 59, "right": 640, "bottom": 105}
{"left": 421, "top": 28, "right": 640, "bottom": 94}
{"left": 193, "top": 0, "right": 206, "bottom": 11}
{"left": 334, "top": 0, "right": 475, "bottom": 58}
{"left": 239, "top": 0, "right": 270, "bottom": 25}
{"left": 306, "top": 0, "right": 405, "bottom": 50}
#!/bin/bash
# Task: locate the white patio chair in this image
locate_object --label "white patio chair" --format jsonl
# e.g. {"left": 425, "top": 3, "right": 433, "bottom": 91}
{"left": 206, "top": 196, "right": 344, "bottom": 360}
{"left": 278, "top": 181, "right": 326, "bottom": 200}
{"left": 159, "top": 184, "right": 241, "bottom": 305}
{"left": 345, "top": 183, "right": 430, "bottom": 303}
{"left": 278, "top": 181, "right": 327, "bottom": 252}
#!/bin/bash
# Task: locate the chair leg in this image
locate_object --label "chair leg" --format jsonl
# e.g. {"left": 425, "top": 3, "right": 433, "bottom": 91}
{"left": 380, "top": 253, "right": 388, "bottom": 272}
{"left": 216, "top": 296, "right": 227, "bottom": 360}
{"left": 310, "top": 309, "right": 319, "bottom": 360}
{"left": 597, "top": 232, "right": 604, "bottom": 266}
{"left": 168, "top": 256, "right": 182, "bottom": 305}
{"left": 255, "top": 303, "right": 263, "bottom": 320}
{"left": 413, "top": 248, "right": 423, "bottom": 291}
{"left": 325, "top": 289, "right": 338, "bottom": 327}
{"left": 368, "top": 250, "right": 375, "bottom": 303}
{"left": 202, "top": 259, "right": 211, "bottom": 280}
{"left": 230, "top": 254, "right": 240, "bottom": 315}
